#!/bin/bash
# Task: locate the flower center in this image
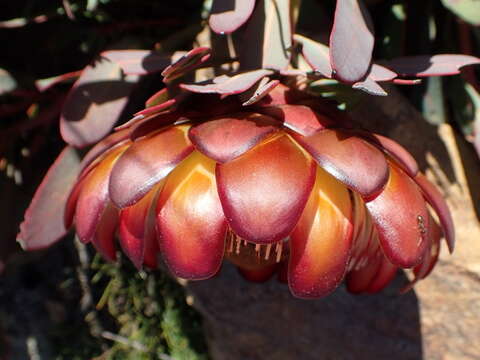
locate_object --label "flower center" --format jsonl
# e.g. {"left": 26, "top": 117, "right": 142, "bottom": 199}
{"left": 224, "top": 229, "right": 288, "bottom": 270}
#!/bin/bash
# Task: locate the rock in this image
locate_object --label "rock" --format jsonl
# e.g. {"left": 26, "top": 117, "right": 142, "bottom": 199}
{"left": 186, "top": 87, "right": 480, "bottom": 360}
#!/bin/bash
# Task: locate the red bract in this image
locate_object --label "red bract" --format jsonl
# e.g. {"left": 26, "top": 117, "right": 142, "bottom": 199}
{"left": 21, "top": 84, "right": 454, "bottom": 299}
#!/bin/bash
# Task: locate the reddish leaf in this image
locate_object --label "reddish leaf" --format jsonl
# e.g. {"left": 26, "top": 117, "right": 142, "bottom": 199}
{"left": 330, "top": 0, "right": 374, "bottom": 83}
{"left": 109, "top": 126, "right": 194, "bottom": 208}
{"left": 293, "top": 129, "right": 389, "bottom": 199}
{"left": 114, "top": 89, "right": 177, "bottom": 133}
{"left": 102, "top": 50, "right": 172, "bottom": 75}
{"left": 161, "top": 47, "right": 211, "bottom": 82}
{"left": 241, "top": 78, "right": 280, "bottom": 106}
{"left": 216, "top": 134, "right": 316, "bottom": 244}
{"left": 134, "top": 98, "right": 178, "bottom": 117}
{"left": 60, "top": 58, "right": 138, "bottom": 148}
{"left": 351, "top": 64, "right": 396, "bottom": 96}
{"left": 257, "top": 104, "right": 332, "bottom": 136}
{"left": 64, "top": 173, "right": 87, "bottom": 230}
{"left": 189, "top": 113, "right": 278, "bottom": 163}
{"left": 392, "top": 78, "right": 422, "bottom": 85}
{"left": 294, "top": 34, "right": 332, "bottom": 78}
{"left": 18, "top": 147, "right": 81, "bottom": 250}
{"left": 352, "top": 77, "right": 387, "bottom": 96}
{"left": 129, "top": 112, "right": 192, "bottom": 140}
{"left": 366, "top": 163, "right": 429, "bottom": 268}
{"left": 386, "top": 54, "right": 480, "bottom": 77}
{"left": 180, "top": 69, "right": 273, "bottom": 95}
{"left": 145, "top": 88, "right": 169, "bottom": 108}
{"left": 414, "top": 173, "right": 455, "bottom": 252}
{"left": 78, "top": 129, "right": 131, "bottom": 174}
{"left": 240, "top": 0, "right": 292, "bottom": 71}
{"left": 209, "top": 0, "right": 256, "bottom": 34}
{"left": 368, "top": 64, "right": 397, "bottom": 82}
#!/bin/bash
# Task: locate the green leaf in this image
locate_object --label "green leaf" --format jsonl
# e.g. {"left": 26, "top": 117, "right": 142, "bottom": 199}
{"left": 0, "top": 68, "right": 17, "bottom": 95}
{"left": 239, "top": 0, "right": 292, "bottom": 71}
{"left": 441, "top": 0, "right": 480, "bottom": 26}
{"left": 422, "top": 77, "right": 446, "bottom": 125}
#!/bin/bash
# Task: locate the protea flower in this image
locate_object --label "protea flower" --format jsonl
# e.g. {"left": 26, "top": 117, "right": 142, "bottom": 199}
{"left": 58, "top": 83, "right": 453, "bottom": 299}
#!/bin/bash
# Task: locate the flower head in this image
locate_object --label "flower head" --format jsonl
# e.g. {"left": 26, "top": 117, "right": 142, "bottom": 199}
{"left": 61, "top": 83, "right": 454, "bottom": 299}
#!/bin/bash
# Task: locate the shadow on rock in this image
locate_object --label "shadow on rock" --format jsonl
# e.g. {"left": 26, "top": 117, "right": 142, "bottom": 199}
{"left": 188, "top": 264, "right": 423, "bottom": 360}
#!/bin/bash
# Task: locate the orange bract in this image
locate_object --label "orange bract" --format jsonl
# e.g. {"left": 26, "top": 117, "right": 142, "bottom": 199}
{"left": 62, "top": 84, "right": 453, "bottom": 299}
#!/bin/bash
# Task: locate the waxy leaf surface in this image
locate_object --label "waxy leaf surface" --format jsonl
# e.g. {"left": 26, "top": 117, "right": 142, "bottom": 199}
{"left": 60, "top": 58, "right": 138, "bottom": 148}
{"left": 240, "top": 78, "right": 280, "bottom": 106}
{"left": 330, "top": 0, "right": 374, "bottom": 83}
{"left": 78, "top": 128, "right": 130, "bottom": 173}
{"left": 294, "top": 34, "right": 332, "bottom": 78}
{"left": 368, "top": 64, "right": 397, "bottom": 82}
{"left": 180, "top": 70, "right": 273, "bottom": 95}
{"left": 209, "top": 0, "right": 256, "bottom": 34}
{"left": 240, "top": 0, "right": 292, "bottom": 71}
{"left": 161, "top": 47, "right": 211, "bottom": 82}
{"left": 18, "top": 147, "right": 81, "bottom": 250}
{"left": 102, "top": 50, "right": 171, "bottom": 75}
{"left": 352, "top": 77, "right": 387, "bottom": 96}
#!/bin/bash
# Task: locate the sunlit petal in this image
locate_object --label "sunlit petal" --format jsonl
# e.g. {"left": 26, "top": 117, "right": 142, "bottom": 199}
{"left": 118, "top": 183, "right": 163, "bottom": 269}
{"left": 216, "top": 134, "right": 316, "bottom": 244}
{"left": 414, "top": 173, "right": 455, "bottom": 252}
{"left": 189, "top": 113, "right": 278, "bottom": 163}
{"left": 75, "top": 145, "right": 127, "bottom": 243}
{"left": 366, "top": 162, "right": 429, "bottom": 268}
{"left": 91, "top": 203, "right": 119, "bottom": 262}
{"left": 157, "top": 152, "right": 227, "bottom": 280}
{"left": 109, "top": 125, "right": 194, "bottom": 208}
{"left": 288, "top": 167, "right": 353, "bottom": 299}
{"left": 293, "top": 129, "right": 389, "bottom": 199}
